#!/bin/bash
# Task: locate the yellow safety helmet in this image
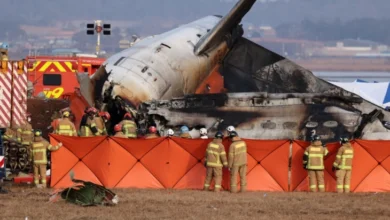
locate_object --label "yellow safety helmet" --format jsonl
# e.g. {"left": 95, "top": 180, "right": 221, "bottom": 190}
{"left": 63, "top": 111, "right": 70, "bottom": 117}
{"left": 34, "top": 130, "right": 42, "bottom": 137}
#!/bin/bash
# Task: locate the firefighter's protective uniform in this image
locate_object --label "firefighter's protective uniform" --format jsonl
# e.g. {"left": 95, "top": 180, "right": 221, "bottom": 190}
{"left": 55, "top": 111, "right": 77, "bottom": 136}
{"left": 79, "top": 108, "right": 89, "bottom": 136}
{"left": 333, "top": 138, "right": 354, "bottom": 193}
{"left": 119, "top": 113, "right": 137, "bottom": 138}
{"left": 31, "top": 130, "right": 62, "bottom": 187}
{"left": 303, "top": 135, "right": 329, "bottom": 192}
{"left": 94, "top": 116, "right": 107, "bottom": 135}
{"left": 228, "top": 131, "right": 247, "bottom": 193}
{"left": 114, "top": 131, "right": 127, "bottom": 138}
{"left": 203, "top": 132, "right": 227, "bottom": 192}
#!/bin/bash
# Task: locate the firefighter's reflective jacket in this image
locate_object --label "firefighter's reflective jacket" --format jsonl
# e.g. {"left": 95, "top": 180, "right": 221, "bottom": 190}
{"left": 205, "top": 138, "right": 227, "bottom": 168}
{"left": 119, "top": 120, "right": 137, "bottom": 138}
{"left": 303, "top": 141, "right": 329, "bottom": 170}
{"left": 333, "top": 142, "right": 354, "bottom": 170}
{"left": 228, "top": 137, "right": 247, "bottom": 168}
{"left": 55, "top": 118, "right": 77, "bottom": 136}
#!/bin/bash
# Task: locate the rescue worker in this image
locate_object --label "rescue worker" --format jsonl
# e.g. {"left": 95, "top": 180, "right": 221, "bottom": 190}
{"left": 180, "top": 126, "right": 192, "bottom": 139}
{"left": 100, "top": 112, "right": 110, "bottom": 124}
{"left": 85, "top": 107, "right": 104, "bottom": 136}
{"left": 303, "top": 135, "right": 329, "bottom": 192}
{"left": 113, "top": 124, "right": 127, "bottom": 138}
{"left": 95, "top": 111, "right": 109, "bottom": 135}
{"left": 199, "top": 128, "right": 208, "bottom": 139}
{"left": 79, "top": 107, "right": 90, "bottom": 136}
{"left": 31, "top": 129, "right": 62, "bottom": 188}
{"left": 333, "top": 137, "right": 354, "bottom": 193}
{"left": 203, "top": 131, "right": 228, "bottom": 192}
{"left": 119, "top": 113, "right": 137, "bottom": 138}
{"left": 228, "top": 131, "right": 247, "bottom": 193}
{"left": 226, "top": 125, "right": 235, "bottom": 136}
{"left": 145, "top": 126, "right": 160, "bottom": 139}
{"left": 167, "top": 129, "right": 174, "bottom": 137}
{"left": 54, "top": 111, "right": 77, "bottom": 136}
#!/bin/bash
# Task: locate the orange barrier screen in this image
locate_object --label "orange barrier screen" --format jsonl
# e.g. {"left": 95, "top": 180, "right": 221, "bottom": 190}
{"left": 49, "top": 135, "right": 390, "bottom": 192}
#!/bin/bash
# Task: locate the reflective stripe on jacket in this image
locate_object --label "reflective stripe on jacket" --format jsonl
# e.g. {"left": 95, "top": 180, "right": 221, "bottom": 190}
{"left": 32, "top": 138, "right": 60, "bottom": 164}
{"left": 205, "top": 139, "right": 227, "bottom": 168}
{"left": 304, "top": 141, "right": 328, "bottom": 170}
{"left": 333, "top": 143, "right": 354, "bottom": 170}
{"left": 228, "top": 137, "right": 247, "bottom": 168}
{"left": 119, "top": 120, "right": 137, "bottom": 138}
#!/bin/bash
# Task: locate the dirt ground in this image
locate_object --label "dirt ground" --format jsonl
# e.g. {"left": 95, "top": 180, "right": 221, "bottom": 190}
{"left": 0, "top": 185, "right": 389, "bottom": 220}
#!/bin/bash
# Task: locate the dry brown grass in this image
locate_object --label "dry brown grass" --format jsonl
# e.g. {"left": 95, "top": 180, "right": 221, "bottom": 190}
{"left": 0, "top": 185, "right": 389, "bottom": 220}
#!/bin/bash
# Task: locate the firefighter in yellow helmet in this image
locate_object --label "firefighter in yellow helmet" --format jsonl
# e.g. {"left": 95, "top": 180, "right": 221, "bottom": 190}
{"left": 32, "top": 129, "right": 62, "bottom": 188}
{"left": 119, "top": 113, "right": 137, "bottom": 138}
{"left": 228, "top": 131, "right": 247, "bottom": 193}
{"left": 303, "top": 135, "right": 329, "bottom": 192}
{"left": 333, "top": 137, "right": 354, "bottom": 193}
{"left": 203, "top": 131, "right": 227, "bottom": 192}
{"left": 54, "top": 111, "right": 77, "bottom": 136}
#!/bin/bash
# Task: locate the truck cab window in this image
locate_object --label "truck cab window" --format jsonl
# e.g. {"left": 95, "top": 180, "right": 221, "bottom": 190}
{"left": 43, "top": 74, "right": 62, "bottom": 86}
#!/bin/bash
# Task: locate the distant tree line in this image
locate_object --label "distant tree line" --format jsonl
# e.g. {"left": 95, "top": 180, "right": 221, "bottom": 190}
{"left": 276, "top": 18, "right": 390, "bottom": 45}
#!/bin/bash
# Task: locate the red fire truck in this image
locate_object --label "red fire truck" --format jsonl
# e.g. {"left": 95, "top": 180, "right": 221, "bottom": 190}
{"left": 26, "top": 55, "right": 105, "bottom": 98}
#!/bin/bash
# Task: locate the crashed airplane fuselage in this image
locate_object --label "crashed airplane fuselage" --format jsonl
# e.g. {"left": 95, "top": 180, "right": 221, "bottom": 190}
{"left": 77, "top": 0, "right": 390, "bottom": 141}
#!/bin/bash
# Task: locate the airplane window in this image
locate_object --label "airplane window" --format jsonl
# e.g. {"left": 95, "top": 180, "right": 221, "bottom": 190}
{"left": 43, "top": 74, "right": 61, "bottom": 86}
{"left": 114, "top": 57, "right": 125, "bottom": 66}
{"left": 161, "top": 43, "right": 171, "bottom": 49}
{"left": 141, "top": 66, "right": 148, "bottom": 73}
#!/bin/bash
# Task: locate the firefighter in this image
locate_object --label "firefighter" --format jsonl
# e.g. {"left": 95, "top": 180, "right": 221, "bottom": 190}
{"left": 228, "top": 131, "right": 247, "bottom": 193}
{"left": 179, "top": 126, "right": 192, "bottom": 139}
{"left": 79, "top": 107, "right": 90, "bottom": 136}
{"left": 226, "top": 125, "right": 235, "bottom": 136}
{"left": 55, "top": 111, "right": 77, "bottom": 136}
{"left": 119, "top": 113, "right": 137, "bottom": 138}
{"left": 203, "top": 131, "right": 227, "bottom": 192}
{"left": 166, "top": 129, "right": 174, "bottom": 137}
{"left": 199, "top": 128, "right": 208, "bottom": 139}
{"left": 31, "top": 129, "right": 62, "bottom": 188}
{"left": 303, "top": 135, "right": 329, "bottom": 192}
{"left": 96, "top": 111, "right": 109, "bottom": 135}
{"left": 17, "top": 113, "right": 34, "bottom": 172}
{"left": 145, "top": 126, "right": 160, "bottom": 139}
{"left": 85, "top": 107, "right": 104, "bottom": 136}
{"left": 333, "top": 137, "right": 354, "bottom": 193}
{"left": 113, "top": 124, "right": 127, "bottom": 138}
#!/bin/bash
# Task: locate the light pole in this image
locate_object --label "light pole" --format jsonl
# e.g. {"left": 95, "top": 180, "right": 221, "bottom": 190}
{"left": 86, "top": 20, "right": 111, "bottom": 55}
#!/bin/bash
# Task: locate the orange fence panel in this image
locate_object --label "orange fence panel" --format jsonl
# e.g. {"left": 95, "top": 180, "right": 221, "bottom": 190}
{"left": 50, "top": 135, "right": 290, "bottom": 191}
{"left": 291, "top": 140, "right": 390, "bottom": 192}
{"left": 49, "top": 135, "right": 389, "bottom": 192}
{"left": 352, "top": 140, "right": 390, "bottom": 192}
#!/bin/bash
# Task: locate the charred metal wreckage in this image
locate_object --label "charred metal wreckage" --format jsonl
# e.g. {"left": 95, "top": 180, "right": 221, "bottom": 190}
{"left": 77, "top": 0, "right": 390, "bottom": 142}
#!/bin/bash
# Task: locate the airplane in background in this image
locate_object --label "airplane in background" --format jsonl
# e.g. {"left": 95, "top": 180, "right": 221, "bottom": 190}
{"left": 77, "top": 0, "right": 390, "bottom": 141}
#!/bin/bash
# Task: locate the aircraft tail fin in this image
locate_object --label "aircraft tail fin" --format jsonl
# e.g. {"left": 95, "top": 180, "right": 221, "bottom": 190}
{"left": 194, "top": 0, "right": 256, "bottom": 55}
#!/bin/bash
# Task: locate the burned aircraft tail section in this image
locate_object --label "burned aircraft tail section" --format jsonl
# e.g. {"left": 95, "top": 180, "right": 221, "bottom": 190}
{"left": 221, "top": 37, "right": 351, "bottom": 95}
{"left": 194, "top": 0, "right": 256, "bottom": 55}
